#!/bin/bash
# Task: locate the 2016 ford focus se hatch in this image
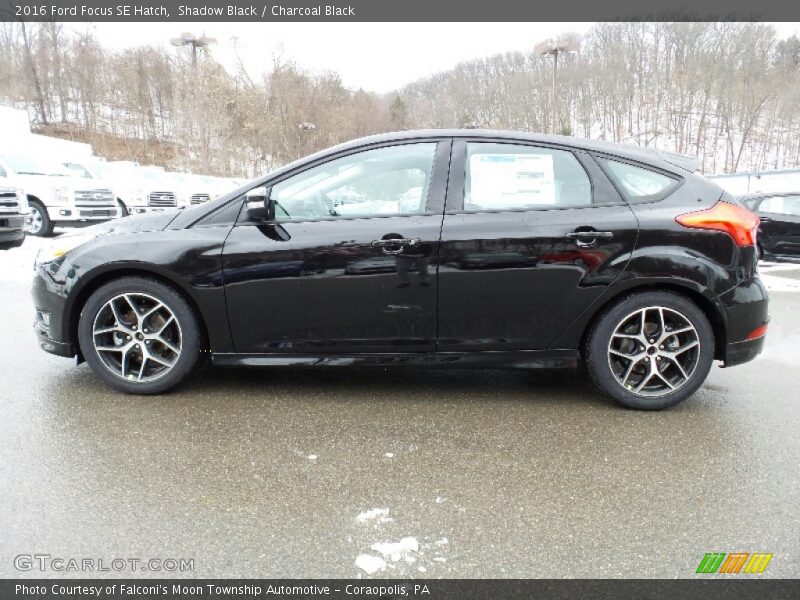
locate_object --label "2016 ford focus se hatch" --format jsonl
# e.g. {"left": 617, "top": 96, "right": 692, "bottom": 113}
{"left": 31, "top": 130, "right": 769, "bottom": 409}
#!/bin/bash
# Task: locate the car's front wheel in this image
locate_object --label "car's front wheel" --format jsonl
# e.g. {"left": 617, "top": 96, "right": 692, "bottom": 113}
{"left": 27, "top": 199, "right": 54, "bottom": 236}
{"left": 78, "top": 277, "right": 203, "bottom": 394}
{"left": 584, "top": 291, "right": 714, "bottom": 410}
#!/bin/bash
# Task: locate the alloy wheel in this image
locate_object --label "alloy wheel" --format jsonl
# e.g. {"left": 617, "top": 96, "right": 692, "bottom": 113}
{"left": 28, "top": 205, "right": 43, "bottom": 234}
{"left": 607, "top": 306, "right": 700, "bottom": 397}
{"left": 92, "top": 292, "right": 182, "bottom": 382}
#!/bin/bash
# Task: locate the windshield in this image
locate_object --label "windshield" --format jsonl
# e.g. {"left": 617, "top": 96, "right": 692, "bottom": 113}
{"left": 1, "top": 155, "right": 72, "bottom": 177}
{"left": 63, "top": 162, "right": 94, "bottom": 179}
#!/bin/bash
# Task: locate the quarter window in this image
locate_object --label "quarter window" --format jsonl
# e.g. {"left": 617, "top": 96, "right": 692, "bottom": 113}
{"left": 601, "top": 159, "right": 676, "bottom": 198}
{"left": 464, "top": 143, "right": 591, "bottom": 211}
{"left": 270, "top": 143, "right": 437, "bottom": 221}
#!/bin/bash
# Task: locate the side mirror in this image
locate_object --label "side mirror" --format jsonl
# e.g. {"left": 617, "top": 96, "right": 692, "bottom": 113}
{"left": 245, "top": 186, "right": 275, "bottom": 221}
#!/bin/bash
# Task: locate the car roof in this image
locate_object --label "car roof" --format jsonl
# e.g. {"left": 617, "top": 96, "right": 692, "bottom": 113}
{"left": 309, "top": 129, "right": 700, "bottom": 174}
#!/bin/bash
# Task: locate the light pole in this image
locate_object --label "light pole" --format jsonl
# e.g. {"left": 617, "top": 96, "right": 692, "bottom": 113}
{"left": 170, "top": 32, "right": 216, "bottom": 74}
{"left": 535, "top": 37, "right": 579, "bottom": 135}
{"left": 170, "top": 33, "right": 216, "bottom": 170}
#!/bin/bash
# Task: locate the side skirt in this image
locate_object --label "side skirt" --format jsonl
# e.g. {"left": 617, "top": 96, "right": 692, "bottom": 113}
{"left": 211, "top": 349, "right": 579, "bottom": 369}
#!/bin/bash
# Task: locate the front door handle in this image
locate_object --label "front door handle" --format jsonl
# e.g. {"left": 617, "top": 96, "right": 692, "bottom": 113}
{"left": 371, "top": 238, "right": 421, "bottom": 255}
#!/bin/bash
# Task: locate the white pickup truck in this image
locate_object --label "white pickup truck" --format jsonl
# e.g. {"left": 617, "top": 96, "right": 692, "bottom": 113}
{"left": 0, "top": 154, "right": 120, "bottom": 236}
{"left": 0, "top": 158, "right": 27, "bottom": 249}
{"left": 91, "top": 161, "right": 180, "bottom": 215}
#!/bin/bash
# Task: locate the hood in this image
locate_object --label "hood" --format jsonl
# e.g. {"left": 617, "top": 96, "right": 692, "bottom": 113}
{"left": 16, "top": 174, "right": 111, "bottom": 192}
{"left": 64, "top": 209, "right": 183, "bottom": 238}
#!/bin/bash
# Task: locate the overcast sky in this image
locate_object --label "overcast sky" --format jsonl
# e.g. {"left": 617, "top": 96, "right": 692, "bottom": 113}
{"left": 65, "top": 22, "right": 800, "bottom": 93}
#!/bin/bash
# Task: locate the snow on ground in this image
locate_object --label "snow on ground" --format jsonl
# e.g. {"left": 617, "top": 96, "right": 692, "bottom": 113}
{"left": 354, "top": 554, "right": 386, "bottom": 575}
{"left": 352, "top": 504, "right": 452, "bottom": 576}
{"left": 370, "top": 537, "right": 420, "bottom": 563}
{"left": 759, "top": 262, "right": 800, "bottom": 293}
{"left": 355, "top": 508, "right": 392, "bottom": 525}
{"left": 0, "top": 235, "right": 47, "bottom": 285}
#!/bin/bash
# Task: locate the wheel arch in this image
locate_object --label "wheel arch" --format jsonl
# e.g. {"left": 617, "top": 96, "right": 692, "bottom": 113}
{"left": 576, "top": 282, "right": 726, "bottom": 361}
{"left": 67, "top": 265, "right": 210, "bottom": 357}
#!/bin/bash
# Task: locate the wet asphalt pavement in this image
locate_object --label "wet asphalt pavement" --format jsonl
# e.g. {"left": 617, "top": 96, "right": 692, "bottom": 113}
{"left": 0, "top": 237, "right": 798, "bottom": 579}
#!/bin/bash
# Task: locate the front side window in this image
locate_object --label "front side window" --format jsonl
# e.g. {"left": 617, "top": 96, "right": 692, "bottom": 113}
{"left": 601, "top": 159, "right": 676, "bottom": 198}
{"left": 758, "top": 195, "right": 800, "bottom": 216}
{"left": 464, "top": 143, "right": 591, "bottom": 211}
{"left": 270, "top": 143, "right": 437, "bottom": 221}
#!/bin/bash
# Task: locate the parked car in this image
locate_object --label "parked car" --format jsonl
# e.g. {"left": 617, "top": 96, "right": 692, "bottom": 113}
{"left": 0, "top": 157, "right": 27, "bottom": 249}
{"left": 162, "top": 172, "right": 216, "bottom": 207}
{"left": 1, "top": 154, "right": 120, "bottom": 236}
{"left": 91, "top": 162, "right": 179, "bottom": 216}
{"left": 31, "top": 130, "right": 768, "bottom": 409}
{"left": 62, "top": 159, "right": 122, "bottom": 216}
{"left": 740, "top": 192, "right": 800, "bottom": 262}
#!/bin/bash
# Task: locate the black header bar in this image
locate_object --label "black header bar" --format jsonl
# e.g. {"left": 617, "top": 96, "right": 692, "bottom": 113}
{"left": 0, "top": 0, "right": 796, "bottom": 22}
{"left": 2, "top": 579, "right": 799, "bottom": 600}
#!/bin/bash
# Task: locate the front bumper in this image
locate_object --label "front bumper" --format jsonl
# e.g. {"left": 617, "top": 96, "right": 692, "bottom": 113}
{"left": 33, "top": 321, "right": 74, "bottom": 357}
{"left": 32, "top": 260, "right": 76, "bottom": 358}
{"left": 47, "top": 206, "right": 121, "bottom": 222}
{"left": 126, "top": 206, "right": 175, "bottom": 216}
{"left": 0, "top": 214, "right": 26, "bottom": 249}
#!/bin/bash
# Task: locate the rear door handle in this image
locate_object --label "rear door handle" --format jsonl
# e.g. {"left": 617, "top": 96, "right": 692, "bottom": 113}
{"left": 565, "top": 231, "right": 614, "bottom": 240}
{"left": 371, "top": 238, "right": 421, "bottom": 255}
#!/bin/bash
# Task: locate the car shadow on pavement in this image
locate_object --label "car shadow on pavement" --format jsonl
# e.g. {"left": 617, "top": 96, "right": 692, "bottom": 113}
{"left": 175, "top": 365, "right": 609, "bottom": 408}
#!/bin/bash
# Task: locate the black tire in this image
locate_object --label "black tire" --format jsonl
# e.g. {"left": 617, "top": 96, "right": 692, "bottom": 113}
{"left": 117, "top": 198, "right": 128, "bottom": 217}
{"left": 584, "top": 290, "right": 714, "bottom": 410}
{"left": 27, "top": 199, "right": 54, "bottom": 237}
{"left": 78, "top": 277, "right": 204, "bottom": 394}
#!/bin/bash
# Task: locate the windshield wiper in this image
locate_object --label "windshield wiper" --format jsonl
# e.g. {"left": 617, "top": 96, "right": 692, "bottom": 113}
{"left": 18, "top": 171, "right": 46, "bottom": 175}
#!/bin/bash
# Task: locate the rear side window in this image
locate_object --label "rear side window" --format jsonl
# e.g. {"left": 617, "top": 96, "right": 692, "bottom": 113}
{"left": 0, "top": 164, "right": 6, "bottom": 178}
{"left": 464, "top": 143, "right": 591, "bottom": 211}
{"left": 601, "top": 159, "right": 676, "bottom": 198}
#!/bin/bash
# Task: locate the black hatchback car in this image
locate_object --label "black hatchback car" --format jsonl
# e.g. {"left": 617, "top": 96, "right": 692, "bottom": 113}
{"left": 740, "top": 192, "right": 800, "bottom": 262}
{"left": 32, "top": 130, "right": 769, "bottom": 409}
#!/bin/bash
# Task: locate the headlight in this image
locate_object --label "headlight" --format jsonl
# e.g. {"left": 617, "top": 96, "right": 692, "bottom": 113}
{"left": 16, "top": 189, "right": 28, "bottom": 214}
{"left": 130, "top": 190, "right": 147, "bottom": 205}
{"left": 35, "top": 232, "right": 97, "bottom": 265}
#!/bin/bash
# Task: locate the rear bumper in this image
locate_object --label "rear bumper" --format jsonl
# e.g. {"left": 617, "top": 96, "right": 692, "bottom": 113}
{"left": 717, "top": 275, "right": 769, "bottom": 367}
{"left": 723, "top": 335, "right": 766, "bottom": 367}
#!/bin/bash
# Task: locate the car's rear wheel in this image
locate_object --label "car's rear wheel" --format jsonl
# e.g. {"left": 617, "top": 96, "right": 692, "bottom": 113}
{"left": 584, "top": 291, "right": 714, "bottom": 410}
{"left": 78, "top": 277, "right": 203, "bottom": 394}
{"left": 27, "top": 199, "right": 53, "bottom": 237}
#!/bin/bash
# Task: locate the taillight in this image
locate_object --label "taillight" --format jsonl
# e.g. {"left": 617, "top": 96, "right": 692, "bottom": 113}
{"left": 675, "top": 200, "right": 759, "bottom": 247}
{"left": 746, "top": 324, "right": 768, "bottom": 340}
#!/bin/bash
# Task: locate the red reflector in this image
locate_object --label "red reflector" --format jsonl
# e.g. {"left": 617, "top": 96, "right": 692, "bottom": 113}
{"left": 675, "top": 200, "right": 759, "bottom": 247}
{"left": 746, "top": 324, "right": 768, "bottom": 340}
